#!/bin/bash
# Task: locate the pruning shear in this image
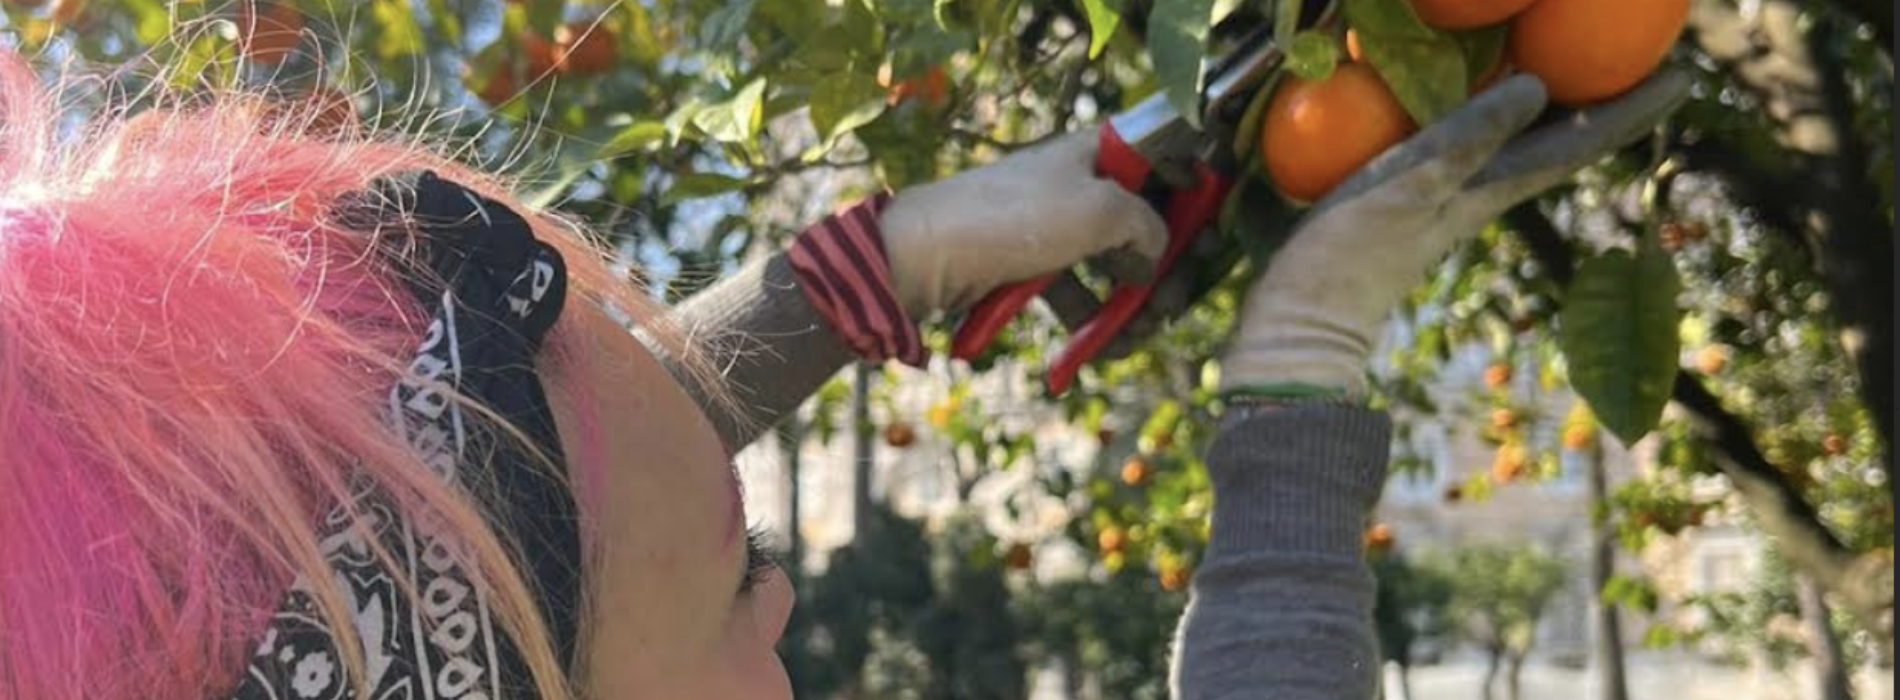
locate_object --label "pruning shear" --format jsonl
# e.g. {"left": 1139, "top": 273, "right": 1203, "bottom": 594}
{"left": 949, "top": 27, "right": 1290, "bottom": 396}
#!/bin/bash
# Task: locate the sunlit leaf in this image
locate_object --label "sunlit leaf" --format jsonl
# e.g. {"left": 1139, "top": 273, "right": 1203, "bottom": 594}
{"left": 810, "top": 73, "right": 888, "bottom": 144}
{"left": 372, "top": 0, "right": 424, "bottom": 60}
{"left": 692, "top": 78, "right": 768, "bottom": 144}
{"left": 601, "top": 120, "right": 668, "bottom": 157}
{"left": 1082, "top": 0, "right": 1123, "bottom": 59}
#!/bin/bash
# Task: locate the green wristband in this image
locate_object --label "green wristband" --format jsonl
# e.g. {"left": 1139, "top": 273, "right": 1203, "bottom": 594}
{"left": 1219, "top": 382, "right": 1361, "bottom": 406}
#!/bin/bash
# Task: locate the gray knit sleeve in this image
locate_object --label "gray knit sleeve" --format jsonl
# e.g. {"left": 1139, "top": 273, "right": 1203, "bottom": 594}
{"left": 1170, "top": 403, "right": 1392, "bottom": 700}
{"left": 651, "top": 252, "right": 857, "bottom": 450}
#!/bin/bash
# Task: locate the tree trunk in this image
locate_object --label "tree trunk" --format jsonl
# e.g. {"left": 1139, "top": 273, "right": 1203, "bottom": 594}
{"left": 1506, "top": 652, "right": 1527, "bottom": 700}
{"left": 1587, "top": 438, "right": 1632, "bottom": 700}
{"left": 1798, "top": 575, "right": 1857, "bottom": 700}
{"left": 1396, "top": 662, "right": 1415, "bottom": 700}
{"left": 851, "top": 363, "right": 875, "bottom": 538}
{"left": 780, "top": 422, "right": 805, "bottom": 577}
{"left": 1482, "top": 646, "right": 1504, "bottom": 700}
{"left": 1686, "top": 0, "right": 1896, "bottom": 473}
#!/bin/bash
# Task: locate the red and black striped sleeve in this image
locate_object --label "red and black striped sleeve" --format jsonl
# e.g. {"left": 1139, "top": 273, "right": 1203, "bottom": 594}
{"left": 785, "top": 192, "right": 928, "bottom": 368}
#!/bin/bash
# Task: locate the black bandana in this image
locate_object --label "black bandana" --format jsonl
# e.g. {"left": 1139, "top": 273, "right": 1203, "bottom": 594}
{"left": 226, "top": 172, "right": 580, "bottom": 700}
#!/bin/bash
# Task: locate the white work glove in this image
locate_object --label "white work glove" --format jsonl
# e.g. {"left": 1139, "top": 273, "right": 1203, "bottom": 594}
{"left": 879, "top": 132, "right": 1170, "bottom": 316}
{"left": 1221, "top": 71, "right": 1692, "bottom": 396}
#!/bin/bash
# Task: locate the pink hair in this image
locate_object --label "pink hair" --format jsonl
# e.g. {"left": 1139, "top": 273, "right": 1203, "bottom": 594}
{"left": 0, "top": 53, "right": 695, "bottom": 700}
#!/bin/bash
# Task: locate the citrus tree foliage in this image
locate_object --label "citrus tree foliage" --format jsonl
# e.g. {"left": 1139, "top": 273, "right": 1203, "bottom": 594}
{"left": 10, "top": 0, "right": 1890, "bottom": 693}
{"left": 1424, "top": 545, "right": 1569, "bottom": 700}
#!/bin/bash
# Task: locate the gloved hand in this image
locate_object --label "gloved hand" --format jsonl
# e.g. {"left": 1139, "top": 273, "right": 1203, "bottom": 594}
{"left": 879, "top": 131, "right": 1171, "bottom": 316}
{"left": 1219, "top": 70, "right": 1692, "bottom": 397}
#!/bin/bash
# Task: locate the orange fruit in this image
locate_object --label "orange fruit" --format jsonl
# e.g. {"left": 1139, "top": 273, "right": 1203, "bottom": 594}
{"left": 1695, "top": 346, "right": 1729, "bottom": 375}
{"left": 1003, "top": 543, "right": 1034, "bottom": 571}
{"left": 1097, "top": 527, "right": 1126, "bottom": 555}
{"left": 555, "top": 21, "right": 617, "bottom": 76}
{"left": 1120, "top": 457, "right": 1151, "bottom": 487}
{"left": 236, "top": 1, "right": 304, "bottom": 66}
{"left": 1660, "top": 221, "right": 1688, "bottom": 251}
{"left": 48, "top": 0, "right": 82, "bottom": 24}
{"left": 306, "top": 88, "right": 357, "bottom": 137}
{"left": 521, "top": 32, "right": 559, "bottom": 78}
{"left": 1491, "top": 408, "right": 1519, "bottom": 431}
{"left": 1508, "top": 0, "right": 1690, "bottom": 106}
{"left": 257, "top": 87, "right": 357, "bottom": 139}
{"left": 1261, "top": 63, "right": 1417, "bottom": 203}
{"left": 1562, "top": 423, "right": 1596, "bottom": 452}
{"left": 1409, "top": 0, "right": 1539, "bottom": 30}
{"left": 1483, "top": 363, "right": 1513, "bottom": 389}
{"left": 469, "top": 64, "right": 517, "bottom": 106}
{"left": 884, "top": 422, "right": 917, "bottom": 448}
{"left": 1160, "top": 565, "right": 1192, "bottom": 592}
{"left": 1492, "top": 443, "right": 1529, "bottom": 484}
{"left": 885, "top": 65, "right": 950, "bottom": 108}
{"left": 1364, "top": 523, "right": 1396, "bottom": 555}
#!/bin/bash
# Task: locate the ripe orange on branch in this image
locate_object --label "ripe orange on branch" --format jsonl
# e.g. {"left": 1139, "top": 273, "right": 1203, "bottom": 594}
{"left": 1409, "top": 0, "right": 1540, "bottom": 30}
{"left": 520, "top": 32, "right": 559, "bottom": 78}
{"left": 1261, "top": 63, "right": 1417, "bottom": 203}
{"left": 1507, "top": 0, "right": 1690, "bottom": 106}
{"left": 883, "top": 422, "right": 917, "bottom": 448}
{"left": 1120, "top": 457, "right": 1151, "bottom": 487}
{"left": 1492, "top": 443, "right": 1530, "bottom": 484}
{"left": 555, "top": 21, "right": 618, "bottom": 76}
{"left": 1483, "top": 363, "right": 1513, "bottom": 389}
{"left": 1364, "top": 523, "right": 1396, "bottom": 555}
{"left": 1003, "top": 543, "right": 1034, "bottom": 571}
{"left": 885, "top": 66, "right": 950, "bottom": 109}
{"left": 236, "top": 1, "right": 304, "bottom": 66}
{"left": 1160, "top": 564, "right": 1192, "bottom": 592}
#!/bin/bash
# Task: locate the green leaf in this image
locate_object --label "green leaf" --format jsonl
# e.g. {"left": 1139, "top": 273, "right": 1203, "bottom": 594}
{"left": 601, "top": 121, "right": 668, "bottom": 157}
{"left": 663, "top": 100, "right": 705, "bottom": 145}
{"left": 372, "top": 0, "right": 424, "bottom": 60}
{"left": 1081, "top": 0, "right": 1124, "bottom": 59}
{"left": 692, "top": 78, "right": 769, "bottom": 144}
{"left": 662, "top": 172, "right": 751, "bottom": 205}
{"left": 525, "top": 0, "right": 564, "bottom": 35}
{"left": 525, "top": 160, "right": 593, "bottom": 210}
{"left": 1284, "top": 30, "right": 1339, "bottom": 81}
{"left": 1230, "top": 70, "right": 1281, "bottom": 160}
{"left": 1559, "top": 242, "right": 1683, "bottom": 445}
{"left": 1148, "top": 0, "right": 1217, "bottom": 129}
{"left": 1342, "top": 0, "right": 1467, "bottom": 125}
{"left": 1456, "top": 25, "right": 1509, "bottom": 86}
{"left": 424, "top": 0, "right": 462, "bottom": 43}
{"left": 810, "top": 73, "right": 889, "bottom": 144}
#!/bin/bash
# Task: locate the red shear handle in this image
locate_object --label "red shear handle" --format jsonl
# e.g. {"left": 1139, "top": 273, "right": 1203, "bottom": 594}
{"left": 950, "top": 122, "right": 1156, "bottom": 361}
{"left": 1045, "top": 165, "right": 1230, "bottom": 396}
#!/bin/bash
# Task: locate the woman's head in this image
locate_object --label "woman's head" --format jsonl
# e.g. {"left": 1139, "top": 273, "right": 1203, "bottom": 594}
{"left": 0, "top": 52, "right": 790, "bottom": 700}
